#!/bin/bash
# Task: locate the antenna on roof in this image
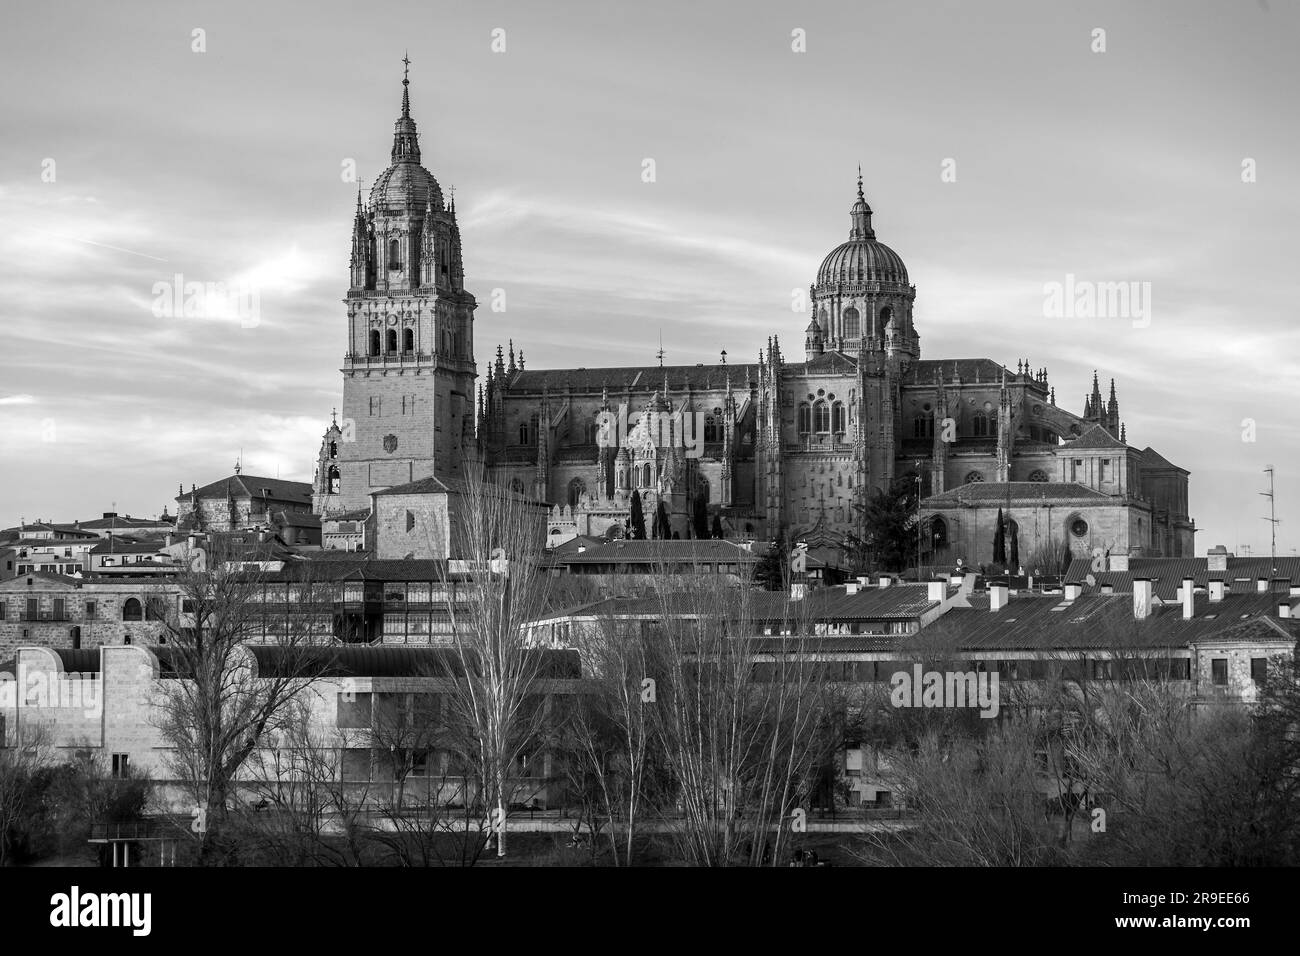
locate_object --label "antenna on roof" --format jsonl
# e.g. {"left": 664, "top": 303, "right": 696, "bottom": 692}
{"left": 656, "top": 330, "right": 665, "bottom": 368}
{"left": 1261, "top": 465, "right": 1280, "bottom": 576}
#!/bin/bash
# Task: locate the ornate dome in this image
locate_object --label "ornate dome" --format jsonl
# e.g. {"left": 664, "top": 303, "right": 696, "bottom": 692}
{"left": 816, "top": 175, "right": 909, "bottom": 288}
{"left": 369, "top": 161, "right": 443, "bottom": 212}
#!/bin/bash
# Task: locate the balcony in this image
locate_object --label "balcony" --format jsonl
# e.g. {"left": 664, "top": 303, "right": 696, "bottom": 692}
{"left": 18, "top": 611, "right": 71, "bottom": 622}
{"left": 344, "top": 350, "right": 433, "bottom": 367}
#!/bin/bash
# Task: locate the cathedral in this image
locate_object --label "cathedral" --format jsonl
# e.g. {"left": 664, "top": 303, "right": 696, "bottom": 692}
{"left": 311, "top": 68, "right": 1195, "bottom": 568}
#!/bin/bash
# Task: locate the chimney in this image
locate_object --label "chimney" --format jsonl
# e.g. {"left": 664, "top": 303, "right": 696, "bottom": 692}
{"left": 1181, "top": 577, "right": 1195, "bottom": 620}
{"left": 1109, "top": 553, "right": 1129, "bottom": 572}
{"left": 1133, "top": 579, "right": 1153, "bottom": 620}
{"left": 1208, "top": 579, "right": 1224, "bottom": 603}
{"left": 1101, "top": 584, "right": 1114, "bottom": 595}
{"left": 1206, "top": 545, "right": 1229, "bottom": 573}
{"left": 1279, "top": 601, "right": 1292, "bottom": 619}
{"left": 1064, "top": 582, "right": 1082, "bottom": 601}
{"left": 948, "top": 572, "right": 963, "bottom": 586}
{"left": 857, "top": 575, "right": 870, "bottom": 587}
{"left": 989, "top": 583, "right": 1009, "bottom": 612}
{"left": 1257, "top": 577, "right": 1268, "bottom": 593}
{"left": 165, "top": 533, "right": 173, "bottom": 547}
{"left": 102, "top": 512, "right": 116, "bottom": 520}
{"left": 846, "top": 581, "right": 860, "bottom": 595}
{"left": 187, "top": 534, "right": 198, "bottom": 549}
{"left": 927, "top": 581, "right": 946, "bottom": 602}
{"left": 878, "top": 575, "right": 891, "bottom": 589}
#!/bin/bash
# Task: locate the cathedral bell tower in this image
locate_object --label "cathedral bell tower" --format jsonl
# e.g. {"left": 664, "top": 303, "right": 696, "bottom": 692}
{"left": 330, "top": 59, "right": 478, "bottom": 514}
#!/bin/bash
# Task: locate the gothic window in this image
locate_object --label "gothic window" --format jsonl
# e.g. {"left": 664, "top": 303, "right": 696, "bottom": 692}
{"left": 328, "top": 465, "right": 340, "bottom": 495}
{"left": 914, "top": 416, "right": 933, "bottom": 439}
{"left": 832, "top": 402, "right": 845, "bottom": 434}
{"left": 369, "top": 330, "right": 381, "bottom": 356}
{"left": 329, "top": 441, "right": 338, "bottom": 459}
{"left": 406, "top": 511, "right": 416, "bottom": 533}
{"left": 388, "top": 238, "right": 400, "bottom": 270}
{"left": 972, "top": 411, "right": 989, "bottom": 438}
{"left": 697, "top": 477, "right": 710, "bottom": 503}
{"left": 814, "top": 401, "right": 831, "bottom": 433}
{"left": 930, "top": 517, "right": 948, "bottom": 551}
{"left": 704, "top": 416, "right": 719, "bottom": 443}
{"left": 518, "top": 422, "right": 529, "bottom": 445}
{"left": 122, "top": 598, "right": 143, "bottom": 621}
{"left": 798, "top": 403, "right": 812, "bottom": 435}
{"left": 403, "top": 328, "right": 414, "bottom": 352}
{"left": 842, "top": 307, "right": 860, "bottom": 339}
{"left": 965, "top": 470, "right": 984, "bottom": 484}
{"left": 568, "top": 477, "right": 587, "bottom": 507}
{"left": 642, "top": 463, "right": 653, "bottom": 488}
{"left": 386, "top": 329, "right": 398, "bottom": 353}
{"left": 1028, "top": 469, "right": 1048, "bottom": 483}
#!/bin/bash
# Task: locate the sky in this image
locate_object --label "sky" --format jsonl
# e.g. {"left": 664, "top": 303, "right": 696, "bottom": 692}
{"left": 0, "top": 0, "right": 1296, "bottom": 556}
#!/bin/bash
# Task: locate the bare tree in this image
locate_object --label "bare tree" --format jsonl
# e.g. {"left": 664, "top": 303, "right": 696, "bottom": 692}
{"left": 149, "top": 542, "right": 335, "bottom": 864}
{"left": 0, "top": 724, "right": 53, "bottom": 866}
{"left": 437, "top": 469, "right": 556, "bottom": 859}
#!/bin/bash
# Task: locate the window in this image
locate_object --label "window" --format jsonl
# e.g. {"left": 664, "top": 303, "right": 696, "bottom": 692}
{"left": 406, "top": 510, "right": 416, "bottom": 533}
{"left": 388, "top": 238, "right": 400, "bottom": 270}
{"left": 403, "top": 328, "right": 414, "bottom": 352}
{"left": 914, "top": 416, "right": 933, "bottom": 439}
{"left": 329, "top": 441, "right": 338, "bottom": 459}
{"left": 370, "top": 396, "right": 382, "bottom": 417}
{"left": 568, "top": 477, "right": 586, "bottom": 507}
{"left": 386, "top": 329, "right": 398, "bottom": 353}
{"left": 965, "top": 471, "right": 984, "bottom": 484}
{"left": 814, "top": 401, "right": 830, "bottom": 433}
{"left": 1099, "top": 458, "right": 1110, "bottom": 481}
{"left": 833, "top": 402, "right": 846, "bottom": 434}
{"left": 327, "top": 465, "right": 340, "bottom": 495}
{"left": 0, "top": 601, "right": 5, "bottom": 621}
{"left": 972, "top": 411, "right": 989, "bottom": 438}
{"left": 1251, "top": 657, "right": 1268, "bottom": 686}
{"left": 879, "top": 306, "right": 893, "bottom": 334}
{"left": 181, "top": 599, "right": 196, "bottom": 613}
{"left": 1211, "top": 658, "right": 1228, "bottom": 686}
{"left": 1092, "top": 659, "right": 1114, "bottom": 680}
{"left": 122, "top": 597, "right": 143, "bottom": 621}
{"left": 842, "top": 307, "right": 860, "bottom": 339}
{"left": 111, "top": 754, "right": 130, "bottom": 779}
{"left": 53, "top": 598, "right": 64, "bottom": 619}
{"left": 369, "top": 329, "right": 381, "bottom": 356}
{"left": 930, "top": 516, "right": 948, "bottom": 551}
{"left": 71, "top": 626, "right": 81, "bottom": 649}
{"left": 798, "top": 403, "right": 812, "bottom": 435}
{"left": 1070, "top": 517, "right": 1088, "bottom": 538}
{"left": 1028, "top": 469, "right": 1048, "bottom": 483}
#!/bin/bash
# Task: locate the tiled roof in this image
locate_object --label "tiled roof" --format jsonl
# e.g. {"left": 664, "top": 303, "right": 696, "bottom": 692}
{"left": 748, "top": 583, "right": 949, "bottom": 621}
{"left": 1067, "top": 555, "right": 1300, "bottom": 600}
{"left": 939, "top": 591, "right": 1292, "bottom": 651}
{"left": 927, "top": 482, "right": 1110, "bottom": 504}
{"left": 505, "top": 364, "right": 751, "bottom": 395}
{"left": 248, "top": 645, "right": 582, "bottom": 679}
{"left": 1139, "top": 446, "right": 1185, "bottom": 472}
{"left": 274, "top": 511, "right": 322, "bottom": 529}
{"left": 1063, "top": 424, "right": 1127, "bottom": 450}
{"left": 912, "top": 359, "right": 1014, "bottom": 383}
{"left": 180, "top": 475, "right": 312, "bottom": 504}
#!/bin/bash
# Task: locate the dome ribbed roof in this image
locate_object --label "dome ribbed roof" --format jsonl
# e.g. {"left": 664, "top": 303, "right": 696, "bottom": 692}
{"left": 369, "top": 162, "right": 443, "bottom": 211}
{"left": 817, "top": 238, "right": 908, "bottom": 287}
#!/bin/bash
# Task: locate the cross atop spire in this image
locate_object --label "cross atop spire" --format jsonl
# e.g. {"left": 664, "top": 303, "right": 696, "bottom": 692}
{"left": 401, "top": 52, "right": 412, "bottom": 117}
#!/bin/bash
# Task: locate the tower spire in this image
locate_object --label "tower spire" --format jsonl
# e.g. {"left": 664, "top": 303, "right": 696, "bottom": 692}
{"left": 391, "top": 53, "right": 421, "bottom": 164}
